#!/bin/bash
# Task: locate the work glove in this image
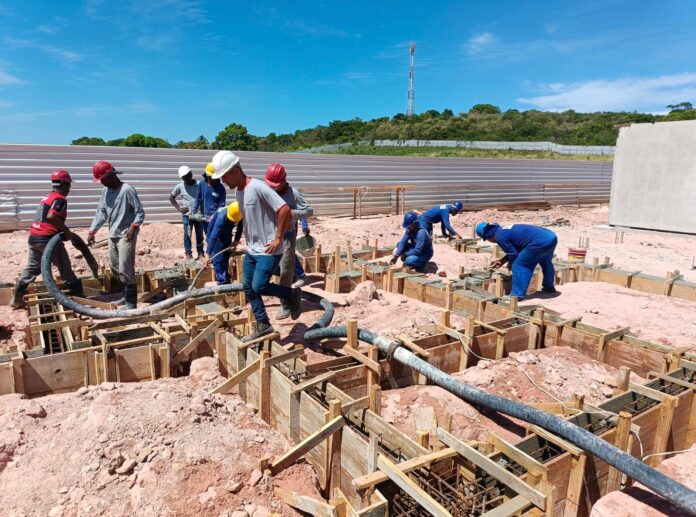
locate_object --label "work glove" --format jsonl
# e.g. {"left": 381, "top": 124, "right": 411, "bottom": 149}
{"left": 87, "top": 231, "right": 95, "bottom": 247}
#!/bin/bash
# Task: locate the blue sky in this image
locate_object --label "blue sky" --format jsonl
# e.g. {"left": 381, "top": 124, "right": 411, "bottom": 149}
{"left": 0, "top": 0, "right": 695, "bottom": 144}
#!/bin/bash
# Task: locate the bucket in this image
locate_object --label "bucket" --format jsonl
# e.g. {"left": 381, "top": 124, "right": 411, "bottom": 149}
{"left": 567, "top": 247, "right": 587, "bottom": 263}
{"left": 296, "top": 235, "right": 317, "bottom": 257}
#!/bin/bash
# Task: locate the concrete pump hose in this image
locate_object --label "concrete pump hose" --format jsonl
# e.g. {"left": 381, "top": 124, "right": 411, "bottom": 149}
{"left": 40, "top": 233, "right": 335, "bottom": 323}
{"left": 69, "top": 233, "right": 100, "bottom": 278}
{"left": 303, "top": 325, "right": 696, "bottom": 514}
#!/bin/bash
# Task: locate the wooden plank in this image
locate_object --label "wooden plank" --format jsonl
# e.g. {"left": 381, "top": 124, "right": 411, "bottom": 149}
{"left": 606, "top": 412, "right": 632, "bottom": 492}
{"left": 650, "top": 397, "right": 677, "bottom": 467}
{"left": 326, "top": 399, "right": 343, "bottom": 496}
{"left": 211, "top": 358, "right": 261, "bottom": 395}
{"left": 377, "top": 455, "right": 452, "bottom": 517}
{"left": 342, "top": 346, "right": 380, "bottom": 374}
{"left": 564, "top": 453, "right": 587, "bottom": 517}
{"left": 649, "top": 371, "right": 696, "bottom": 390}
{"left": 88, "top": 312, "right": 171, "bottom": 331}
{"left": 259, "top": 351, "right": 271, "bottom": 423}
{"left": 31, "top": 318, "right": 81, "bottom": 332}
{"left": 236, "top": 331, "right": 281, "bottom": 350}
{"left": 340, "top": 395, "right": 370, "bottom": 417}
{"left": 138, "top": 279, "right": 176, "bottom": 303}
{"left": 71, "top": 296, "right": 114, "bottom": 310}
{"left": 274, "top": 488, "right": 337, "bottom": 517}
{"left": 263, "top": 347, "right": 305, "bottom": 368}
{"left": 353, "top": 448, "right": 459, "bottom": 490}
{"left": 291, "top": 371, "right": 336, "bottom": 394}
{"left": 270, "top": 416, "right": 345, "bottom": 475}
{"left": 173, "top": 317, "right": 223, "bottom": 363}
{"left": 12, "top": 357, "right": 25, "bottom": 394}
{"left": 174, "top": 314, "right": 190, "bottom": 334}
{"left": 149, "top": 322, "right": 172, "bottom": 344}
{"left": 528, "top": 425, "right": 583, "bottom": 457}
{"left": 437, "top": 428, "right": 546, "bottom": 510}
{"left": 486, "top": 433, "right": 548, "bottom": 478}
{"left": 398, "top": 336, "right": 431, "bottom": 358}
{"left": 480, "top": 495, "right": 531, "bottom": 517}
{"left": 629, "top": 382, "right": 678, "bottom": 403}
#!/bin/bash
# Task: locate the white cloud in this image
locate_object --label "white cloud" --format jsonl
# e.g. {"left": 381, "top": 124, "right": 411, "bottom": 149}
{"left": 465, "top": 32, "right": 495, "bottom": 55}
{"left": 135, "top": 34, "right": 172, "bottom": 52}
{"left": 0, "top": 100, "right": 11, "bottom": 108}
{"left": 545, "top": 23, "right": 559, "bottom": 34}
{"left": 0, "top": 69, "right": 24, "bottom": 85}
{"left": 518, "top": 73, "right": 696, "bottom": 112}
{"left": 4, "top": 37, "right": 81, "bottom": 63}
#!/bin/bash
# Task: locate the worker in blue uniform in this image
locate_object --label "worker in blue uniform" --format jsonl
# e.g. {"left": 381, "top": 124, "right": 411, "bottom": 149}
{"left": 390, "top": 212, "right": 434, "bottom": 272}
{"left": 476, "top": 222, "right": 558, "bottom": 300}
{"left": 418, "top": 201, "right": 464, "bottom": 239}
{"left": 193, "top": 163, "right": 226, "bottom": 236}
{"left": 205, "top": 202, "right": 244, "bottom": 285}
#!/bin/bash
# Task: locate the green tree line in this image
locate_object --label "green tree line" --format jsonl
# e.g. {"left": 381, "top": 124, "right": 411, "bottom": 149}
{"left": 72, "top": 103, "right": 696, "bottom": 152}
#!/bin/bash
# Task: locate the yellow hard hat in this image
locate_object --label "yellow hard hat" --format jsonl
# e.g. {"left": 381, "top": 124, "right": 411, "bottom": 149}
{"left": 226, "top": 201, "right": 243, "bottom": 222}
{"left": 205, "top": 162, "right": 215, "bottom": 176}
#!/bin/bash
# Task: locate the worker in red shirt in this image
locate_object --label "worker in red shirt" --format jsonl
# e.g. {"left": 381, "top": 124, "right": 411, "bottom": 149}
{"left": 10, "top": 170, "right": 84, "bottom": 309}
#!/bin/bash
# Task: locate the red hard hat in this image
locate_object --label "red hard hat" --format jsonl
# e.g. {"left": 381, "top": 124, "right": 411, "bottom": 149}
{"left": 264, "top": 163, "right": 286, "bottom": 188}
{"left": 50, "top": 169, "right": 72, "bottom": 183}
{"left": 92, "top": 160, "right": 118, "bottom": 183}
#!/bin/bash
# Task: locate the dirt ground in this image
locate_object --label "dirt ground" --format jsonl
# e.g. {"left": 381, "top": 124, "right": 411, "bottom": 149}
{"left": 0, "top": 357, "right": 320, "bottom": 517}
{"left": 591, "top": 448, "right": 696, "bottom": 517}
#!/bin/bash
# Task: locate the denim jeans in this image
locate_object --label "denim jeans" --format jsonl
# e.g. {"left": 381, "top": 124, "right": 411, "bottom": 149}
{"left": 182, "top": 215, "right": 204, "bottom": 256}
{"left": 294, "top": 256, "right": 305, "bottom": 278}
{"left": 403, "top": 254, "right": 428, "bottom": 272}
{"left": 243, "top": 252, "right": 292, "bottom": 325}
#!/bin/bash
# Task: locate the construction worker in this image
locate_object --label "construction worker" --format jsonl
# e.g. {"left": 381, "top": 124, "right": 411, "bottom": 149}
{"left": 390, "top": 211, "right": 433, "bottom": 273}
{"left": 10, "top": 170, "right": 84, "bottom": 309}
{"left": 419, "top": 201, "right": 464, "bottom": 239}
{"left": 291, "top": 217, "right": 310, "bottom": 288}
{"left": 170, "top": 165, "right": 204, "bottom": 261}
{"left": 476, "top": 222, "right": 558, "bottom": 300}
{"left": 264, "top": 163, "right": 314, "bottom": 319}
{"left": 192, "top": 163, "right": 226, "bottom": 236}
{"left": 87, "top": 161, "right": 145, "bottom": 310}
{"left": 205, "top": 202, "right": 244, "bottom": 285}
{"left": 211, "top": 151, "right": 301, "bottom": 341}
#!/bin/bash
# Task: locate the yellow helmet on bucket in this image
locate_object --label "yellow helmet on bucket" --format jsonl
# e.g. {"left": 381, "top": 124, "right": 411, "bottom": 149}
{"left": 226, "top": 201, "right": 242, "bottom": 223}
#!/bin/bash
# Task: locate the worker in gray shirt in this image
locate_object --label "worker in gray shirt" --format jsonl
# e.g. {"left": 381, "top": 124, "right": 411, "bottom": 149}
{"left": 170, "top": 165, "right": 204, "bottom": 261}
{"left": 211, "top": 151, "right": 302, "bottom": 342}
{"left": 263, "top": 163, "right": 313, "bottom": 319}
{"left": 87, "top": 161, "right": 145, "bottom": 309}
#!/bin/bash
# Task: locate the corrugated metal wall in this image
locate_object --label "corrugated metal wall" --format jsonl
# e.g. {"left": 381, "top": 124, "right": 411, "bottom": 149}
{"left": 0, "top": 144, "right": 612, "bottom": 230}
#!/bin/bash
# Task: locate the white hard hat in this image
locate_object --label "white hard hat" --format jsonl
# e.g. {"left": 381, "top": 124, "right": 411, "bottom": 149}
{"left": 211, "top": 151, "right": 240, "bottom": 180}
{"left": 177, "top": 165, "right": 192, "bottom": 178}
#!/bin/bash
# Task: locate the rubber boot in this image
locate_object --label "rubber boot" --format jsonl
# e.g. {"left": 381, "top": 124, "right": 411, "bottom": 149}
{"left": 10, "top": 280, "right": 29, "bottom": 309}
{"left": 277, "top": 300, "right": 290, "bottom": 320}
{"left": 65, "top": 279, "right": 85, "bottom": 298}
{"left": 124, "top": 284, "right": 138, "bottom": 310}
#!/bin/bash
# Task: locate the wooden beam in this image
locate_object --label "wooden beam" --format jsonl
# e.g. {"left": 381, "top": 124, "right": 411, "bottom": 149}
{"left": 173, "top": 317, "right": 224, "bottom": 363}
{"left": 235, "top": 331, "right": 281, "bottom": 351}
{"left": 606, "top": 412, "right": 632, "bottom": 492}
{"left": 274, "top": 488, "right": 338, "bottom": 517}
{"left": 270, "top": 416, "right": 345, "bottom": 475}
{"left": 346, "top": 319, "right": 358, "bottom": 349}
{"left": 437, "top": 428, "right": 546, "bottom": 510}
{"left": 353, "top": 448, "right": 458, "bottom": 490}
{"left": 342, "top": 346, "right": 380, "bottom": 374}
{"left": 174, "top": 314, "right": 190, "bottom": 334}
{"left": 259, "top": 351, "right": 271, "bottom": 423}
{"left": 263, "top": 346, "right": 305, "bottom": 368}
{"left": 480, "top": 495, "right": 531, "bottom": 517}
{"left": 31, "top": 318, "right": 81, "bottom": 332}
{"left": 650, "top": 397, "right": 677, "bottom": 467}
{"left": 629, "top": 382, "right": 679, "bottom": 404}
{"left": 291, "top": 371, "right": 336, "bottom": 394}
{"left": 340, "top": 395, "right": 370, "bottom": 417}
{"left": 397, "top": 336, "right": 431, "bottom": 358}
{"left": 211, "top": 358, "right": 261, "bottom": 395}
{"left": 325, "top": 399, "right": 343, "bottom": 497}
{"left": 528, "top": 425, "right": 583, "bottom": 457}
{"left": 88, "top": 312, "right": 170, "bottom": 331}
{"left": 486, "top": 433, "right": 548, "bottom": 479}
{"left": 377, "top": 455, "right": 452, "bottom": 517}
{"left": 148, "top": 322, "right": 172, "bottom": 344}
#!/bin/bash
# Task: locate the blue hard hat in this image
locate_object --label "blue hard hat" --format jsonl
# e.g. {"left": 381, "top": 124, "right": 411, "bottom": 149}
{"left": 403, "top": 211, "right": 419, "bottom": 228}
{"left": 451, "top": 201, "right": 463, "bottom": 212}
{"left": 476, "top": 222, "right": 500, "bottom": 239}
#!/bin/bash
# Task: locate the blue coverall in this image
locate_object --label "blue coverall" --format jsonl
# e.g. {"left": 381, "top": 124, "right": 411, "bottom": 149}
{"left": 419, "top": 205, "right": 458, "bottom": 237}
{"left": 494, "top": 224, "right": 557, "bottom": 298}
{"left": 206, "top": 207, "right": 243, "bottom": 285}
{"left": 395, "top": 226, "right": 434, "bottom": 272}
{"left": 193, "top": 177, "right": 226, "bottom": 236}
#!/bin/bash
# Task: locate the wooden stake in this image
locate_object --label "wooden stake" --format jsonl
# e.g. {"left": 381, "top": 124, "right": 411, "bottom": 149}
{"left": 614, "top": 366, "right": 631, "bottom": 396}
{"left": 346, "top": 243, "right": 353, "bottom": 272}
{"left": 314, "top": 244, "right": 322, "bottom": 274}
{"left": 415, "top": 430, "right": 430, "bottom": 449}
{"left": 606, "top": 412, "right": 632, "bottom": 491}
{"left": 369, "top": 384, "right": 381, "bottom": 414}
{"left": 360, "top": 264, "right": 367, "bottom": 283}
{"left": 325, "top": 399, "right": 343, "bottom": 497}
{"left": 270, "top": 416, "right": 345, "bottom": 475}
{"left": 650, "top": 397, "right": 677, "bottom": 467}
{"left": 346, "top": 318, "right": 358, "bottom": 349}
{"left": 259, "top": 350, "right": 271, "bottom": 423}
{"left": 372, "top": 239, "right": 378, "bottom": 260}
{"left": 334, "top": 246, "right": 341, "bottom": 292}
{"left": 439, "top": 309, "right": 450, "bottom": 329}
{"left": 367, "top": 346, "right": 379, "bottom": 387}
